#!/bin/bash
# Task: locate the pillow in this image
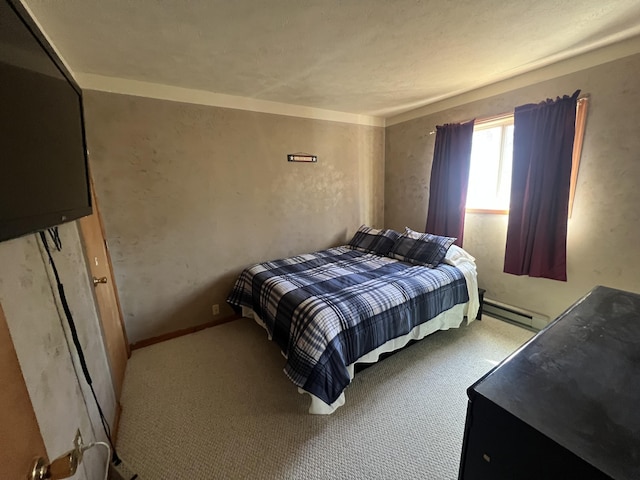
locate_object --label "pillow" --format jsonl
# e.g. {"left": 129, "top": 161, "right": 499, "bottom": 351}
{"left": 389, "top": 229, "right": 456, "bottom": 267}
{"left": 404, "top": 226, "right": 425, "bottom": 239}
{"left": 347, "top": 225, "right": 401, "bottom": 256}
{"left": 444, "top": 244, "right": 476, "bottom": 266}
{"left": 405, "top": 228, "right": 474, "bottom": 265}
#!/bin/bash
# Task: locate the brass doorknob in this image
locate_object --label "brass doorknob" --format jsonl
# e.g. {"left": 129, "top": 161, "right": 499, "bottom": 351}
{"left": 93, "top": 276, "right": 108, "bottom": 286}
{"left": 30, "top": 430, "right": 83, "bottom": 479}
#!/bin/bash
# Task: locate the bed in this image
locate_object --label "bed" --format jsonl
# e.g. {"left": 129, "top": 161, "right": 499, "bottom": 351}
{"left": 227, "top": 226, "right": 479, "bottom": 414}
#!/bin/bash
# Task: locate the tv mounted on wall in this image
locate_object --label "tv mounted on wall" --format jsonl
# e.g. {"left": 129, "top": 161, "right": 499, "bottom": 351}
{"left": 0, "top": 0, "right": 92, "bottom": 243}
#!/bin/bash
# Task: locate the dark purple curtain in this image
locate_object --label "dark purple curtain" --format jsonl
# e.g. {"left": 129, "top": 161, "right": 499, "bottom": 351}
{"left": 504, "top": 90, "right": 580, "bottom": 281}
{"left": 425, "top": 121, "right": 475, "bottom": 247}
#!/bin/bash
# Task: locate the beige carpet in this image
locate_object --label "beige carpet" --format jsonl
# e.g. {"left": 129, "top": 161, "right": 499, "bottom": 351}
{"left": 115, "top": 316, "right": 533, "bottom": 479}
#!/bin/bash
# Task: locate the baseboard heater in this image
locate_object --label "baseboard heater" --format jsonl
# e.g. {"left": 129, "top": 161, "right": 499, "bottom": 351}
{"left": 483, "top": 298, "right": 549, "bottom": 331}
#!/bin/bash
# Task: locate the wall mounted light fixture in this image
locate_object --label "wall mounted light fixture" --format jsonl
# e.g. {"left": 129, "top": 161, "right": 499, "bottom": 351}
{"left": 288, "top": 153, "right": 317, "bottom": 163}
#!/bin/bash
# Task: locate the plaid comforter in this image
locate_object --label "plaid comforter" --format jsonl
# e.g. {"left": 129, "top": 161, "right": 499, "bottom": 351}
{"left": 227, "top": 246, "right": 469, "bottom": 405}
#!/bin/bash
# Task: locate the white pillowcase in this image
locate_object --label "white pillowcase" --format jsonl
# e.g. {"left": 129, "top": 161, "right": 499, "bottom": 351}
{"left": 444, "top": 244, "right": 476, "bottom": 266}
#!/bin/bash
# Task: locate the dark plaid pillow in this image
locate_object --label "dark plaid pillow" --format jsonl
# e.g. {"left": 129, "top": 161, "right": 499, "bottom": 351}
{"left": 389, "top": 232, "right": 456, "bottom": 267}
{"left": 347, "top": 226, "right": 401, "bottom": 256}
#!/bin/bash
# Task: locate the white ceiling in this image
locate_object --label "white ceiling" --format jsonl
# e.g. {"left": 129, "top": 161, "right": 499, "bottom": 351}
{"left": 23, "top": 0, "right": 640, "bottom": 119}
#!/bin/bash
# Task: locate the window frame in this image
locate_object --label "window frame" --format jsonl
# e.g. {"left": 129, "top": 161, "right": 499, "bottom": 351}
{"left": 568, "top": 97, "right": 588, "bottom": 218}
{"left": 465, "top": 97, "right": 589, "bottom": 216}
{"left": 466, "top": 114, "right": 514, "bottom": 215}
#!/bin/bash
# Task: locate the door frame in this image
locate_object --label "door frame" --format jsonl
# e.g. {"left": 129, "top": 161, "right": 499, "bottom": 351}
{"left": 79, "top": 177, "right": 130, "bottom": 401}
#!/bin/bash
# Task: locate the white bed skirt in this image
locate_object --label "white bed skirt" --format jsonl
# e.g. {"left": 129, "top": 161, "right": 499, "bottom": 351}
{"left": 242, "top": 298, "right": 474, "bottom": 414}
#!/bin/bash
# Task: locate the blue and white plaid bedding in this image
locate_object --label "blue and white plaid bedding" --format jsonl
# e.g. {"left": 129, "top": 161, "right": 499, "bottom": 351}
{"left": 227, "top": 246, "right": 469, "bottom": 405}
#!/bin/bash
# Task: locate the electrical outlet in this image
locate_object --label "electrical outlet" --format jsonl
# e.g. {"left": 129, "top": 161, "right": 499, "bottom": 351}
{"left": 212, "top": 304, "right": 220, "bottom": 316}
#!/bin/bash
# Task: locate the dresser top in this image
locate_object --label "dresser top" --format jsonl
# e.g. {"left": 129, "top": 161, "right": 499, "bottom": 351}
{"left": 470, "top": 286, "right": 640, "bottom": 480}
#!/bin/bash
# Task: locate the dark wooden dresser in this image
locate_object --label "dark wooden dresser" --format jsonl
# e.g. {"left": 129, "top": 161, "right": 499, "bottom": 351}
{"left": 458, "top": 286, "right": 640, "bottom": 480}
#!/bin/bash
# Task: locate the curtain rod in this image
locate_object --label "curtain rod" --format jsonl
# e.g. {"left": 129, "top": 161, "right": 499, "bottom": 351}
{"left": 429, "top": 95, "right": 589, "bottom": 135}
{"left": 429, "top": 113, "right": 508, "bottom": 135}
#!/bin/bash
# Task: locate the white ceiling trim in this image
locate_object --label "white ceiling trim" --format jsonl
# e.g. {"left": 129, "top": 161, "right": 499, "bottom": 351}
{"left": 387, "top": 34, "right": 640, "bottom": 126}
{"left": 76, "top": 73, "right": 385, "bottom": 127}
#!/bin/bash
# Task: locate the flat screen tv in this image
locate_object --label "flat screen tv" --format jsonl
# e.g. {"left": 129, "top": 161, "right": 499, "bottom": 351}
{"left": 0, "top": 0, "right": 91, "bottom": 243}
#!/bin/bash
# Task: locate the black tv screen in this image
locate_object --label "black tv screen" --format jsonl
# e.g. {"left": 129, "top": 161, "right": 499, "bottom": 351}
{"left": 0, "top": 0, "right": 91, "bottom": 243}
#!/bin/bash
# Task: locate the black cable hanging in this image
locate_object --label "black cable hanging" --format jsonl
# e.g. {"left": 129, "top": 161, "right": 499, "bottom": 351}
{"left": 47, "top": 227, "right": 62, "bottom": 251}
{"left": 39, "top": 231, "right": 121, "bottom": 466}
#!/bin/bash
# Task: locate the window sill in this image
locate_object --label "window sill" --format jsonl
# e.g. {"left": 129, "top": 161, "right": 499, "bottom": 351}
{"left": 466, "top": 208, "right": 509, "bottom": 215}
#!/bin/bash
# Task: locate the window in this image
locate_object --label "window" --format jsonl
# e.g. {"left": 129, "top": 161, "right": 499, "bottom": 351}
{"left": 466, "top": 98, "right": 588, "bottom": 215}
{"left": 466, "top": 115, "right": 514, "bottom": 213}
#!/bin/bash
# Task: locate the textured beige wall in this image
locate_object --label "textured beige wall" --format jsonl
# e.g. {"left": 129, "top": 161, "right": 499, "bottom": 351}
{"left": 83, "top": 92, "right": 385, "bottom": 343}
{"left": 385, "top": 53, "right": 640, "bottom": 322}
{"left": 0, "top": 223, "right": 116, "bottom": 479}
